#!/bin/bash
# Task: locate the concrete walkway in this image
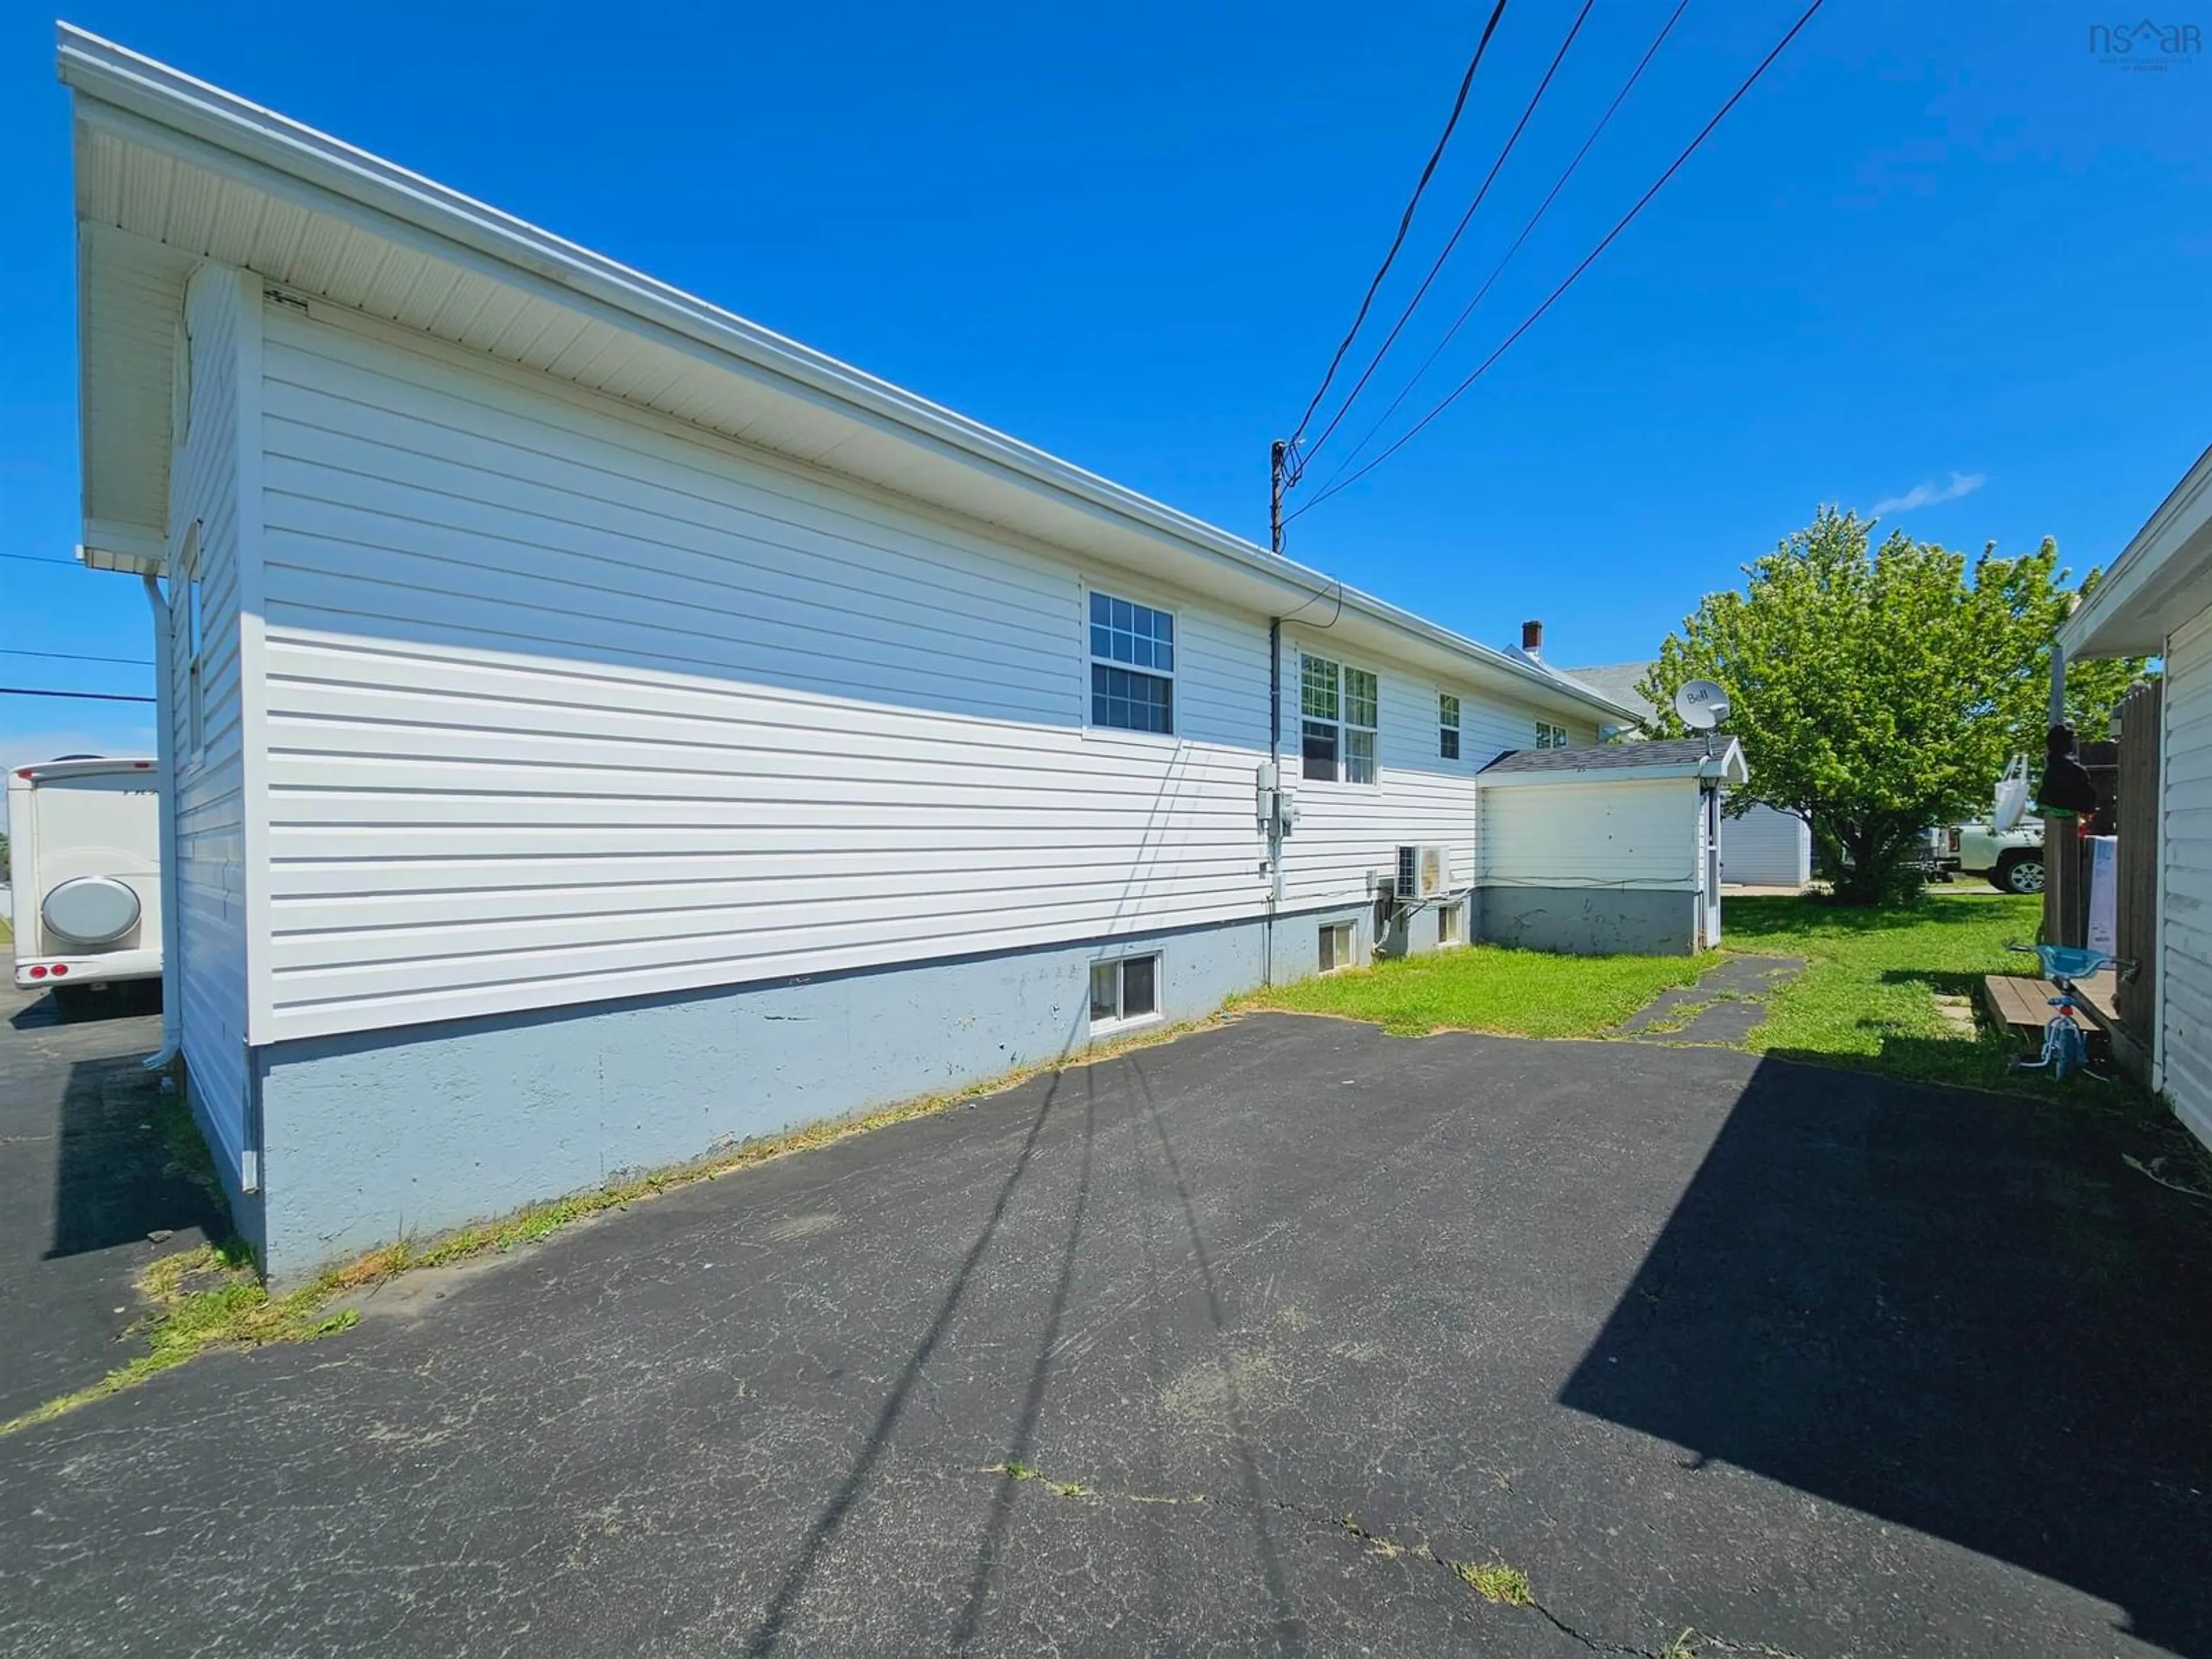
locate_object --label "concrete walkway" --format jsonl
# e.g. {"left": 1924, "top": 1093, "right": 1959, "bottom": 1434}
{"left": 3, "top": 1013, "right": 2208, "bottom": 1656}
{"left": 0, "top": 951, "right": 225, "bottom": 1422}
{"left": 1613, "top": 953, "right": 1805, "bottom": 1044}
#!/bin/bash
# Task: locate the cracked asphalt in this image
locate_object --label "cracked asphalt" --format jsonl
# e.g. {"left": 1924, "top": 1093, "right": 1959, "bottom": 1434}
{"left": 5, "top": 1011, "right": 2211, "bottom": 1657}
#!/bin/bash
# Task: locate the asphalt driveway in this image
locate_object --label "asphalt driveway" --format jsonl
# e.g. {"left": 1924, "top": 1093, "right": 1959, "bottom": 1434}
{"left": 3, "top": 1012, "right": 2209, "bottom": 1657}
{"left": 0, "top": 951, "right": 223, "bottom": 1422}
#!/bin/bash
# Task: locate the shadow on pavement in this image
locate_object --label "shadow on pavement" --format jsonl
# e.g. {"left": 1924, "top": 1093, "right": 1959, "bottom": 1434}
{"left": 44, "top": 1053, "right": 225, "bottom": 1261}
{"left": 1559, "top": 1055, "right": 2212, "bottom": 1656}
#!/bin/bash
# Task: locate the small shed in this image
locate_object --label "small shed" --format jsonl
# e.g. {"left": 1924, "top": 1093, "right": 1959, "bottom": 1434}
{"left": 1476, "top": 738, "right": 1749, "bottom": 955}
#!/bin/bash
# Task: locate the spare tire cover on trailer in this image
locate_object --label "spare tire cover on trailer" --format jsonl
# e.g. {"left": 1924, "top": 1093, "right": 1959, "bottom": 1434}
{"left": 42, "top": 876, "right": 142, "bottom": 946}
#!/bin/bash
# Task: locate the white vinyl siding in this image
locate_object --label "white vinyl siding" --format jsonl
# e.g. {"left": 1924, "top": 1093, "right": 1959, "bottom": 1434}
{"left": 1478, "top": 778, "right": 1702, "bottom": 891}
{"left": 1278, "top": 637, "right": 1555, "bottom": 911}
{"left": 1720, "top": 801, "right": 1813, "bottom": 887}
{"left": 167, "top": 267, "right": 252, "bottom": 1171}
{"left": 2161, "top": 608, "right": 2212, "bottom": 1146}
{"left": 252, "top": 303, "right": 1280, "bottom": 1040}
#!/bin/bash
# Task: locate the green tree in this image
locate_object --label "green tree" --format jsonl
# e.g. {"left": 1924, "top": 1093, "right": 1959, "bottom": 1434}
{"left": 1640, "top": 507, "right": 2149, "bottom": 904}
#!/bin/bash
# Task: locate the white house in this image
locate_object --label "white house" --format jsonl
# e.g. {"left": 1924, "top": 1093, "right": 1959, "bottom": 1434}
{"left": 1563, "top": 661, "right": 1815, "bottom": 888}
{"left": 2052, "top": 444, "right": 2212, "bottom": 1152}
{"left": 59, "top": 29, "right": 1664, "bottom": 1278}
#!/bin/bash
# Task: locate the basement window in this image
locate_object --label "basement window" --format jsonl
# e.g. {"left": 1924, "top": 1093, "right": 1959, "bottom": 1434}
{"left": 1438, "top": 693, "right": 1461, "bottom": 760}
{"left": 1319, "top": 920, "right": 1356, "bottom": 973}
{"left": 1302, "top": 654, "right": 1378, "bottom": 783}
{"left": 1439, "top": 902, "right": 1464, "bottom": 946}
{"left": 1090, "top": 953, "right": 1160, "bottom": 1029}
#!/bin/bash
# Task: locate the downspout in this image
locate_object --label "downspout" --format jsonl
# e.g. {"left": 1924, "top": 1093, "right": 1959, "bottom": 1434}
{"left": 1266, "top": 617, "right": 1282, "bottom": 986}
{"left": 141, "top": 572, "right": 181, "bottom": 1070}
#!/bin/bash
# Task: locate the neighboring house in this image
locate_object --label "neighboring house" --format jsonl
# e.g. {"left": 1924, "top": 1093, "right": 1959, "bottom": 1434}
{"left": 1562, "top": 661, "right": 1814, "bottom": 888}
{"left": 59, "top": 30, "right": 1650, "bottom": 1277}
{"left": 2052, "top": 444, "right": 2212, "bottom": 1152}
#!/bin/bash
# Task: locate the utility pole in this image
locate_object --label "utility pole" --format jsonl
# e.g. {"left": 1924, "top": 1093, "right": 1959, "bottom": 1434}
{"left": 1269, "top": 440, "right": 1288, "bottom": 555}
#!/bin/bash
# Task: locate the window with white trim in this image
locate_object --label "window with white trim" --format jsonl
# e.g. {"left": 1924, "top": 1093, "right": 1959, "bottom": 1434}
{"left": 1089, "top": 591, "right": 1174, "bottom": 734}
{"left": 1319, "top": 920, "right": 1356, "bottom": 973}
{"left": 1535, "top": 721, "right": 1570, "bottom": 749}
{"left": 1438, "top": 902, "right": 1464, "bottom": 946}
{"left": 176, "top": 522, "right": 205, "bottom": 764}
{"left": 1438, "top": 693, "right": 1461, "bottom": 760}
{"left": 1089, "top": 953, "right": 1160, "bottom": 1028}
{"left": 1301, "top": 654, "right": 1378, "bottom": 783}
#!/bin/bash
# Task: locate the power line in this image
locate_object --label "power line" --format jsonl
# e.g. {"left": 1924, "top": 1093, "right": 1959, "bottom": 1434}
{"left": 1293, "top": 0, "right": 1597, "bottom": 480}
{"left": 0, "top": 551, "right": 81, "bottom": 567}
{"left": 0, "top": 687, "right": 157, "bottom": 703}
{"left": 1291, "top": 0, "right": 1827, "bottom": 521}
{"left": 0, "top": 647, "right": 153, "bottom": 668}
{"left": 1315, "top": 0, "right": 1695, "bottom": 495}
{"left": 1285, "top": 0, "right": 1512, "bottom": 456}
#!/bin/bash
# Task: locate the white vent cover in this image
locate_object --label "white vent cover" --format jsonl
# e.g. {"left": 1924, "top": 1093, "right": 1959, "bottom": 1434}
{"left": 42, "top": 876, "right": 141, "bottom": 946}
{"left": 1394, "top": 844, "right": 1450, "bottom": 901}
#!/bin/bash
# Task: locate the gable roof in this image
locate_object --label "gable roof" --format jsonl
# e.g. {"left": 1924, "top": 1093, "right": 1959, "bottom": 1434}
{"left": 55, "top": 25, "right": 1639, "bottom": 728}
{"left": 1478, "top": 736, "right": 1747, "bottom": 786}
{"left": 1556, "top": 662, "right": 1657, "bottom": 721}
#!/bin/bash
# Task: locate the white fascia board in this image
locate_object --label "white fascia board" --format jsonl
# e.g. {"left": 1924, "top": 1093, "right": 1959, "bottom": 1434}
{"left": 1476, "top": 744, "right": 1747, "bottom": 789}
{"left": 55, "top": 25, "right": 1636, "bottom": 728}
{"left": 79, "top": 522, "right": 168, "bottom": 574}
{"left": 2058, "top": 444, "right": 2212, "bottom": 660}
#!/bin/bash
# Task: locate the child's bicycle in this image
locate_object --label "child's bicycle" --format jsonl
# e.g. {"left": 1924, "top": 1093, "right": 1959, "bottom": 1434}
{"left": 2004, "top": 943, "right": 2138, "bottom": 1081}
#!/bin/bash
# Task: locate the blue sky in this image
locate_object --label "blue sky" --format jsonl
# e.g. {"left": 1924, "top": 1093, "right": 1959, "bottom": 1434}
{"left": 2, "top": 0, "right": 2206, "bottom": 772}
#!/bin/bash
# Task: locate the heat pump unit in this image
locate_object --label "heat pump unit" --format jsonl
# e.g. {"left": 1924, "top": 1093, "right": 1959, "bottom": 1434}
{"left": 1395, "top": 844, "right": 1450, "bottom": 901}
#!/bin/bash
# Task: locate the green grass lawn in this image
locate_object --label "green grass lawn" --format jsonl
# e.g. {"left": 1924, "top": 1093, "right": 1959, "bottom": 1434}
{"left": 1235, "top": 892, "right": 2130, "bottom": 1100}
{"left": 1723, "top": 890, "right": 2069, "bottom": 1093}
{"left": 1231, "top": 941, "right": 1715, "bottom": 1038}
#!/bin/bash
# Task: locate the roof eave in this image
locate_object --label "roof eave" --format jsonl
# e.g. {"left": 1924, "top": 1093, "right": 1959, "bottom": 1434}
{"left": 57, "top": 24, "right": 1634, "bottom": 724}
{"left": 2057, "top": 444, "right": 2212, "bottom": 660}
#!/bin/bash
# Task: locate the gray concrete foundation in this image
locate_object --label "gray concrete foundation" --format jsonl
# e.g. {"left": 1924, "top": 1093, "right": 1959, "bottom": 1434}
{"left": 1475, "top": 885, "right": 1698, "bottom": 956}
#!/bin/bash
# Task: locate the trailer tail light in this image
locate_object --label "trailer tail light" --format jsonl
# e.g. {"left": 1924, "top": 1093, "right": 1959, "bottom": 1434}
{"left": 26, "top": 965, "right": 46, "bottom": 979}
{"left": 49, "top": 964, "right": 69, "bottom": 976}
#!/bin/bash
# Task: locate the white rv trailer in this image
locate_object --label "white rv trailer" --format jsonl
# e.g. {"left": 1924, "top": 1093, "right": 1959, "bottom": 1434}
{"left": 7, "top": 756, "right": 164, "bottom": 1004}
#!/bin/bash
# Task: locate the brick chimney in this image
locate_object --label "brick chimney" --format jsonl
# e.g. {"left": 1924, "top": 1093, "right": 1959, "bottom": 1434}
{"left": 1521, "top": 619, "right": 1544, "bottom": 661}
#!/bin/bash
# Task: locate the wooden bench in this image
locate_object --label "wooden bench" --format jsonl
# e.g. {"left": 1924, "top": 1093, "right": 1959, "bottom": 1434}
{"left": 1981, "top": 972, "right": 2115, "bottom": 1046}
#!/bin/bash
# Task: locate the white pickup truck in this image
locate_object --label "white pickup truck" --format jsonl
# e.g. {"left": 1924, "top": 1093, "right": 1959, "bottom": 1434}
{"left": 1939, "top": 820, "right": 2046, "bottom": 893}
{"left": 1937, "top": 757, "right": 2046, "bottom": 893}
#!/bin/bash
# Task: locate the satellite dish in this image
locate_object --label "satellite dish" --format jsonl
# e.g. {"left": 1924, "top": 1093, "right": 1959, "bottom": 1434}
{"left": 1673, "top": 680, "right": 1730, "bottom": 730}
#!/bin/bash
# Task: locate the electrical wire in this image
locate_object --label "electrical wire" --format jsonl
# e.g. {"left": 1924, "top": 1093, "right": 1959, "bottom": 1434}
{"left": 1290, "top": 0, "right": 1827, "bottom": 521}
{"left": 0, "top": 647, "right": 153, "bottom": 667}
{"left": 0, "top": 551, "right": 81, "bottom": 566}
{"left": 1285, "top": 0, "right": 1512, "bottom": 454}
{"left": 0, "top": 687, "right": 157, "bottom": 703}
{"left": 1313, "top": 0, "right": 1694, "bottom": 495}
{"left": 1293, "top": 0, "right": 1597, "bottom": 480}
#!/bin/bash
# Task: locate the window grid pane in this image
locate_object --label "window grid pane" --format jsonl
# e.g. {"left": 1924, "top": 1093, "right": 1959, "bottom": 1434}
{"left": 1345, "top": 729, "right": 1377, "bottom": 785}
{"left": 1301, "top": 654, "right": 1339, "bottom": 721}
{"left": 1301, "top": 719, "right": 1338, "bottom": 782}
{"left": 1090, "top": 591, "right": 1175, "bottom": 673}
{"left": 1090, "top": 962, "right": 1119, "bottom": 1022}
{"left": 1343, "top": 668, "right": 1377, "bottom": 730}
{"left": 1092, "top": 664, "right": 1172, "bottom": 734}
{"left": 1438, "top": 693, "right": 1460, "bottom": 730}
{"left": 1440, "top": 727, "right": 1460, "bottom": 760}
{"left": 1122, "top": 956, "right": 1157, "bottom": 1018}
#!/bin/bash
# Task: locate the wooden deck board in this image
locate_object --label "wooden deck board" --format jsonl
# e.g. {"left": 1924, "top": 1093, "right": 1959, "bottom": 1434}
{"left": 1982, "top": 972, "right": 2115, "bottom": 1044}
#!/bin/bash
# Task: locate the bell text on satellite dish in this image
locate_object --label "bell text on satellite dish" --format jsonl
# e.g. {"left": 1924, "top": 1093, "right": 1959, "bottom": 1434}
{"left": 1673, "top": 680, "right": 1731, "bottom": 730}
